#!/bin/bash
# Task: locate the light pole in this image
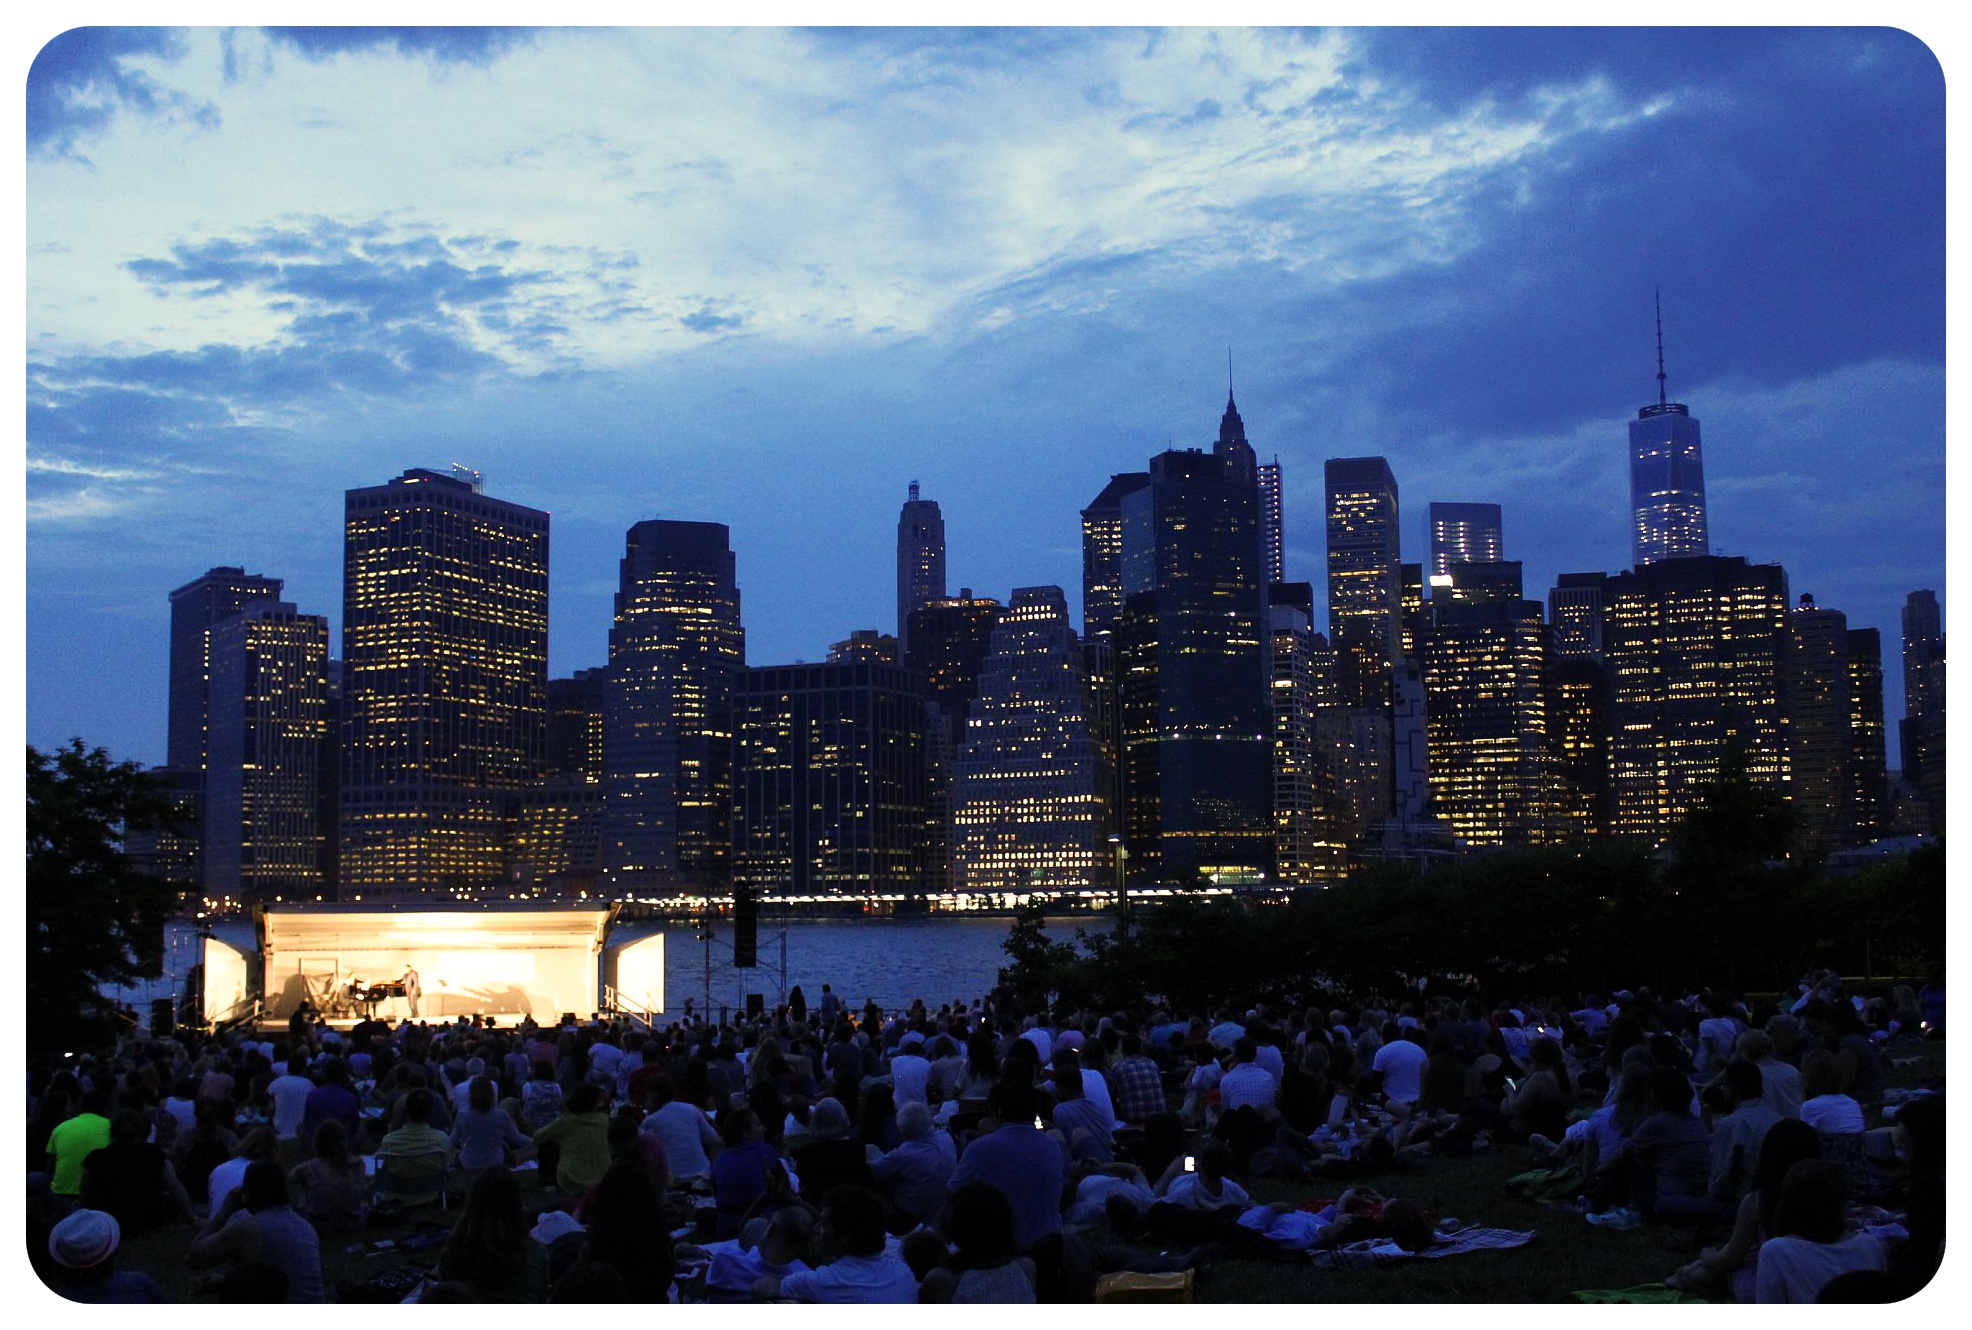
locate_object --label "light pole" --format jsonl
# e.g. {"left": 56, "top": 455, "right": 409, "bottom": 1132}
{"left": 1108, "top": 834, "right": 1128, "bottom": 931}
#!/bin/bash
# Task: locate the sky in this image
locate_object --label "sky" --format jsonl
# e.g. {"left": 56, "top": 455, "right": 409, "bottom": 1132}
{"left": 21, "top": 24, "right": 1949, "bottom": 771}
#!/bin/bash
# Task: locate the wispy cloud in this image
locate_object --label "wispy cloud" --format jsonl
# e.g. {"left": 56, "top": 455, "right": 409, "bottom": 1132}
{"left": 261, "top": 27, "right": 533, "bottom": 66}
{"left": 27, "top": 27, "right": 217, "bottom": 158}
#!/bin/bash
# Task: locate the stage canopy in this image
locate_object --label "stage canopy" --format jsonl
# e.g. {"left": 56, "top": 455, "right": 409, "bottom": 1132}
{"left": 254, "top": 903, "right": 621, "bottom": 1024}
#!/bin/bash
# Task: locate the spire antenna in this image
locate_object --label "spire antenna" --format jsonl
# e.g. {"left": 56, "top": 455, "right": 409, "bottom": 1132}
{"left": 1227, "top": 346, "right": 1235, "bottom": 400}
{"left": 1654, "top": 288, "right": 1668, "bottom": 408}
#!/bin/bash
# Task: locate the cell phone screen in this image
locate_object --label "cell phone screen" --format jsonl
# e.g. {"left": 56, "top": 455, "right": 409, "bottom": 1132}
{"left": 1184, "top": 1155, "right": 1196, "bottom": 1172}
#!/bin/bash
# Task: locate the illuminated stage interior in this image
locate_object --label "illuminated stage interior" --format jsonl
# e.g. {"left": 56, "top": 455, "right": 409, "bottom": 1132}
{"left": 213, "top": 904, "right": 664, "bottom": 1026}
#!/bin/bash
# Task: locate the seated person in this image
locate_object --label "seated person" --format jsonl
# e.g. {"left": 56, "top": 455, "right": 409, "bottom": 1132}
{"left": 869, "top": 1101, "right": 957, "bottom": 1232}
{"left": 919, "top": 1182, "right": 1037, "bottom": 1303}
{"left": 703, "top": 1207, "right": 814, "bottom": 1302}
{"left": 765, "top": 1185, "right": 918, "bottom": 1303}
{"left": 1755, "top": 1160, "right": 1887, "bottom": 1303}
{"left": 186, "top": 1159, "right": 326, "bottom": 1302}
{"left": 1603, "top": 1067, "right": 1729, "bottom": 1225}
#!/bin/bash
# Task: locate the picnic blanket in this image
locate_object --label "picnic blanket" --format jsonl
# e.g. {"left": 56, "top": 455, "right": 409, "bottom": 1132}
{"left": 1309, "top": 1226, "right": 1537, "bottom": 1270}
{"left": 1574, "top": 1283, "right": 1708, "bottom": 1304}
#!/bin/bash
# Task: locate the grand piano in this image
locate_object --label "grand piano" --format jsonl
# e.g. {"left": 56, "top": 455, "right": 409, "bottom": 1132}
{"left": 346, "top": 979, "right": 407, "bottom": 1020}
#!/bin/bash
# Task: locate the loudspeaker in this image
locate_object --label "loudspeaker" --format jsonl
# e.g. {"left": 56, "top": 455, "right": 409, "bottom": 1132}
{"left": 150, "top": 997, "right": 175, "bottom": 1037}
{"left": 732, "top": 887, "right": 758, "bottom": 968}
{"left": 746, "top": 993, "right": 765, "bottom": 1018}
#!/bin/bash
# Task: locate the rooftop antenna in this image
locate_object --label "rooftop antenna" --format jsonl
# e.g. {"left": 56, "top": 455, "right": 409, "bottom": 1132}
{"left": 909, "top": 480, "right": 920, "bottom": 501}
{"left": 1654, "top": 288, "right": 1668, "bottom": 408}
{"left": 1227, "top": 346, "right": 1234, "bottom": 397}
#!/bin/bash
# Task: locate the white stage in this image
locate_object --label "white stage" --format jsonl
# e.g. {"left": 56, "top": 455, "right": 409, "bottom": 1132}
{"left": 215, "top": 903, "right": 663, "bottom": 1026}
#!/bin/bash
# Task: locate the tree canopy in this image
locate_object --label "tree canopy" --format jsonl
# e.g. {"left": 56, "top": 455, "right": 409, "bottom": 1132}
{"left": 25, "top": 740, "right": 186, "bottom": 1057}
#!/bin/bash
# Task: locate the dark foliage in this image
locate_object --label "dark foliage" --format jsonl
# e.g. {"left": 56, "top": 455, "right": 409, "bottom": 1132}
{"left": 25, "top": 741, "right": 186, "bottom": 1056}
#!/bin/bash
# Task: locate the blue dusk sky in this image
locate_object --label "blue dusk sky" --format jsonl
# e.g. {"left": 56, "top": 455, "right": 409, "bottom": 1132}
{"left": 22, "top": 23, "right": 1949, "bottom": 770}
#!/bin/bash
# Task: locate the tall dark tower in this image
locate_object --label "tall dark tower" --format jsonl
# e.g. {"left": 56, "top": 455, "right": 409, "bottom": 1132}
{"left": 603, "top": 520, "right": 744, "bottom": 894}
{"left": 1629, "top": 293, "right": 1710, "bottom": 567}
{"left": 1324, "top": 457, "right": 1402, "bottom": 712}
{"left": 896, "top": 482, "right": 946, "bottom": 657}
{"left": 340, "top": 468, "right": 549, "bottom": 900}
{"left": 168, "top": 567, "right": 285, "bottom": 772}
{"left": 1115, "top": 403, "right": 1272, "bottom": 885}
{"left": 1899, "top": 589, "right": 1945, "bottom": 834}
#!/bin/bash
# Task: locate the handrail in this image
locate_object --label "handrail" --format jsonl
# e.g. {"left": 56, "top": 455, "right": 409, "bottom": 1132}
{"left": 601, "top": 984, "right": 657, "bottom": 1030}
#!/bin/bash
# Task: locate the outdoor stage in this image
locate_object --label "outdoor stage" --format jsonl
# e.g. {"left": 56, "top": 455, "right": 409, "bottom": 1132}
{"left": 204, "top": 902, "right": 665, "bottom": 1028}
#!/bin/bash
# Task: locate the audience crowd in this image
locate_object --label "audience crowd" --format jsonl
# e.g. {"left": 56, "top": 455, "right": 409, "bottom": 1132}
{"left": 27, "top": 967, "right": 1944, "bottom": 1303}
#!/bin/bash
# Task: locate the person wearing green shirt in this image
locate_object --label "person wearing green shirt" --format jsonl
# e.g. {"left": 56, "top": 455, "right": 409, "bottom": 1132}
{"left": 48, "top": 1090, "right": 114, "bottom": 1198}
{"left": 376, "top": 1089, "right": 451, "bottom": 1159}
{"left": 532, "top": 1082, "right": 611, "bottom": 1194}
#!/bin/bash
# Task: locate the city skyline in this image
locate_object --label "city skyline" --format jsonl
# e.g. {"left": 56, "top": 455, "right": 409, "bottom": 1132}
{"left": 26, "top": 27, "right": 1946, "bottom": 769}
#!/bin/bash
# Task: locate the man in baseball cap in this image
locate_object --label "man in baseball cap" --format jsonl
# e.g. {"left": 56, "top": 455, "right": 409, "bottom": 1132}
{"left": 42, "top": 1209, "right": 166, "bottom": 1303}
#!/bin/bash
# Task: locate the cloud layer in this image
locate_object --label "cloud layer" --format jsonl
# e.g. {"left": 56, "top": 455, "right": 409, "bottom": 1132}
{"left": 25, "top": 26, "right": 1946, "bottom": 772}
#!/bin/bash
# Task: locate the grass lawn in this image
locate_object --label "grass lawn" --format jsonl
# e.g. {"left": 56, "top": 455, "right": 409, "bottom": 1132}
{"left": 105, "top": 1042, "right": 1945, "bottom": 1304}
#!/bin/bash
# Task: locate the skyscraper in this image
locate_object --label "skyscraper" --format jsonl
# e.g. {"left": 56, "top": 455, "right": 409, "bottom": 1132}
{"left": 602, "top": 520, "right": 744, "bottom": 895}
{"left": 1423, "top": 594, "right": 1552, "bottom": 846}
{"left": 1847, "top": 628, "right": 1887, "bottom": 845}
{"left": 1548, "top": 572, "right": 1610, "bottom": 662}
{"left": 896, "top": 482, "right": 946, "bottom": 657}
{"left": 1325, "top": 457, "right": 1402, "bottom": 714}
{"left": 1788, "top": 594, "right": 1858, "bottom": 853}
{"left": 1629, "top": 297, "right": 1709, "bottom": 567}
{"left": 1899, "top": 589, "right": 1945, "bottom": 835}
{"left": 952, "top": 586, "right": 1105, "bottom": 894}
{"left": 1116, "top": 400, "right": 1272, "bottom": 884}
{"left": 905, "top": 591, "right": 1004, "bottom": 895}
{"left": 734, "top": 657, "right": 926, "bottom": 898}
{"left": 1427, "top": 503, "right": 1503, "bottom": 587}
{"left": 204, "top": 601, "right": 330, "bottom": 905}
{"left": 168, "top": 566, "right": 285, "bottom": 772}
{"left": 1080, "top": 472, "right": 1152, "bottom": 638}
{"left": 546, "top": 668, "right": 607, "bottom": 782}
{"left": 341, "top": 468, "right": 549, "bottom": 900}
{"left": 1268, "top": 583, "right": 1347, "bottom": 882}
{"left": 1257, "top": 458, "right": 1285, "bottom": 585}
{"left": 1604, "top": 555, "right": 1790, "bottom": 841}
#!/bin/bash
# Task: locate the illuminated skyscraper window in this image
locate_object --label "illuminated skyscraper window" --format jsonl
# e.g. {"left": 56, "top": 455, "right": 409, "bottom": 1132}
{"left": 340, "top": 468, "right": 549, "bottom": 900}
{"left": 168, "top": 566, "right": 284, "bottom": 773}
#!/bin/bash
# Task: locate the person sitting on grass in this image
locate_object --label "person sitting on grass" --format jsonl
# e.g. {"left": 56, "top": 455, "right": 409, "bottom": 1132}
{"left": 287, "top": 1119, "right": 368, "bottom": 1239}
{"left": 435, "top": 1166, "right": 548, "bottom": 1303}
{"left": 1500, "top": 1036, "right": 1573, "bottom": 1145}
{"left": 532, "top": 1081, "right": 612, "bottom": 1197}
{"left": 918, "top": 1181, "right": 1038, "bottom": 1303}
{"left": 1754, "top": 1159, "right": 1887, "bottom": 1303}
{"left": 1600, "top": 1066, "right": 1729, "bottom": 1226}
{"left": 1666, "top": 1117, "right": 1823, "bottom": 1301}
{"left": 187, "top": 1158, "right": 326, "bottom": 1303}
{"left": 42, "top": 1209, "right": 167, "bottom": 1304}
{"left": 1708, "top": 1059, "right": 1782, "bottom": 1204}
{"left": 766, "top": 1184, "right": 919, "bottom": 1303}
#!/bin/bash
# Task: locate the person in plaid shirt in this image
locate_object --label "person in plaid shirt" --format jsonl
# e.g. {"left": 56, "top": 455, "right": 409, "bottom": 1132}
{"left": 1109, "top": 1032, "right": 1167, "bottom": 1124}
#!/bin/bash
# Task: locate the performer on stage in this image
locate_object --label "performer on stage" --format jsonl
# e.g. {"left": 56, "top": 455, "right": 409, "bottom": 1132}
{"left": 402, "top": 964, "right": 421, "bottom": 1019}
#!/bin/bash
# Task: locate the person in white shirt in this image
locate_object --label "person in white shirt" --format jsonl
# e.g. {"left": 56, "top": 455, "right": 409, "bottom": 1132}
{"left": 1371, "top": 1026, "right": 1429, "bottom": 1108}
{"left": 641, "top": 1083, "right": 722, "bottom": 1182}
{"left": 766, "top": 1186, "right": 917, "bottom": 1303}
{"left": 266, "top": 1060, "right": 315, "bottom": 1142}
{"left": 1754, "top": 1159, "right": 1886, "bottom": 1302}
{"left": 887, "top": 1035, "right": 932, "bottom": 1107}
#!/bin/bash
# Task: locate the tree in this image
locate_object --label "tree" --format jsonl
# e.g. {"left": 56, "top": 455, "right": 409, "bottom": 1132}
{"left": 25, "top": 741, "right": 186, "bottom": 1057}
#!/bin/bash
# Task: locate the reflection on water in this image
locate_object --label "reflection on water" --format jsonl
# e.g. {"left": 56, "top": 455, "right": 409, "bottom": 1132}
{"left": 120, "top": 913, "right": 1091, "bottom": 1022}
